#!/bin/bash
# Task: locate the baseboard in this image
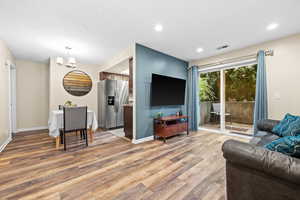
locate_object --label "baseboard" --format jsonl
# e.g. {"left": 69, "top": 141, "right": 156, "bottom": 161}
{"left": 198, "top": 127, "right": 252, "bottom": 139}
{"left": 132, "top": 135, "right": 154, "bottom": 144}
{"left": 17, "top": 126, "right": 48, "bottom": 133}
{"left": 0, "top": 135, "right": 12, "bottom": 152}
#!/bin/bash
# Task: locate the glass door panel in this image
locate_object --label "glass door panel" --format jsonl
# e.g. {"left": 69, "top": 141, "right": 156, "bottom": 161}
{"left": 224, "top": 64, "right": 257, "bottom": 135}
{"left": 199, "top": 71, "right": 221, "bottom": 131}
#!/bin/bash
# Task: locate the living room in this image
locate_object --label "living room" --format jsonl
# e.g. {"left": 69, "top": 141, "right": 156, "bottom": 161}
{"left": 1, "top": 0, "right": 300, "bottom": 199}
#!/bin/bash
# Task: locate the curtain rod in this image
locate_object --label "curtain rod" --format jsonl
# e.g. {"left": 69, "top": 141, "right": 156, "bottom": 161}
{"left": 189, "top": 49, "right": 274, "bottom": 70}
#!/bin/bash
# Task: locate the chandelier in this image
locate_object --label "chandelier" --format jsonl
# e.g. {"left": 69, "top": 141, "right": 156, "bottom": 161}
{"left": 56, "top": 46, "right": 77, "bottom": 68}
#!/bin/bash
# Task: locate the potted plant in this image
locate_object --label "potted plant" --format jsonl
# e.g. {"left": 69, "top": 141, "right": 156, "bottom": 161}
{"left": 155, "top": 112, "right": 163, "bottom": 119}
{"left": 64, "top": 100, "right": 74, "bottom": 107}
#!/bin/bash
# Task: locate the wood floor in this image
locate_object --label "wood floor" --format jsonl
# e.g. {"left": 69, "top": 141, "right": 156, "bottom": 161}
{"left": 0, "top": 130, "right": 248, "bottom": 200}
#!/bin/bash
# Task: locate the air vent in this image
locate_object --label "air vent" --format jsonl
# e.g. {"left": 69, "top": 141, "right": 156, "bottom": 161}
{"left": 217, "top": 44, "right": 230, "bottom": 50}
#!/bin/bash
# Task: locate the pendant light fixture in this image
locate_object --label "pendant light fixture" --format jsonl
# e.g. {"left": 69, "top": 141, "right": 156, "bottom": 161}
{"left": 56, "top": 46, "right": 77, "bottom": 68}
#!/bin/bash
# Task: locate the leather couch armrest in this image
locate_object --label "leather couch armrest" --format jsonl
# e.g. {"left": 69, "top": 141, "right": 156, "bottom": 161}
{"left": 257, "top": 119, "right": 280, "bottom": 133}
{"left": 222, "top": 139, "right": 300, "bottom": 185}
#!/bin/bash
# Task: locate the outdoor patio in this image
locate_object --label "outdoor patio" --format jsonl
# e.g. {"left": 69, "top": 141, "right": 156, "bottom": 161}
{"left": 200, "top": 101, "right": 254, "bottom": 136}
{"left": 201, "top": 122, "right": 253, "bottom": 136}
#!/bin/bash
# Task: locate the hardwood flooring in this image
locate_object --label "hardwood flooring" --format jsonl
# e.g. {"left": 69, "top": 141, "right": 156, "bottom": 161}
{"left": 0, "top": 130, "right": 248, "bottom": 200}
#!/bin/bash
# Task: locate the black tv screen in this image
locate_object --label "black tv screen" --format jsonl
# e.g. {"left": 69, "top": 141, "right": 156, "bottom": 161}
{"left": 151, "top": 74, "right": 186, "bottom": 106}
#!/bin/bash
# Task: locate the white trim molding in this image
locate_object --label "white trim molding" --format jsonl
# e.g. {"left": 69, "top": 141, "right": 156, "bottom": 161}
{"left": 17, "top": 126, "right": 48, "bottom": 133}
{"left": 198, "top": 127, "right": 252, "bottom": 139}
{"left": 0, "top": 135, "right": 12, "bottom": 152}
{"left": 132, "top": 43, "right": 137, "bottom": 142}
{"left": 132, "top": 135, "right": 154, "bottom": 144}
{"left": 198, "top": 58, "right": 257, "bottom": 73}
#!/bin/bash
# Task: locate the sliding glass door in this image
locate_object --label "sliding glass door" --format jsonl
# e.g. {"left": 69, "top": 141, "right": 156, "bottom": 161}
{"left": 199, "top": 64, "right": 257, "bottom": 135}
{"left": 224, "top": 65, "right": 257, "bottom": 135}
{"left": 199, "top": 71, "right": 221, "bottom": 131}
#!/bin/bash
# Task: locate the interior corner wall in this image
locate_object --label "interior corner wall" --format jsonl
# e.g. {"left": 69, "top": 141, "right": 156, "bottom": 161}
{"left": 16, "top": 59, "right": 49, "bottom": 130}
{"left": 190, "top": 33, "right": 300, "bottom": 120}
{"left": 135, "top": 44, "right": 188, "bottom": 140}
{"left": 49, "top": 58, "right": 100, "bottom": 117}
{"left": 0, "top": 40, "right": 15, "bottom": 147}
{"left": 99, "top": 45, "right": 134, "bottom": 72}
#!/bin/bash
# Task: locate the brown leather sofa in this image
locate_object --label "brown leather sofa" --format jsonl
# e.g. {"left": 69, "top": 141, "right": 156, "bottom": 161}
{"left": 222, "top": 119, "right": 300, "bottom": 200}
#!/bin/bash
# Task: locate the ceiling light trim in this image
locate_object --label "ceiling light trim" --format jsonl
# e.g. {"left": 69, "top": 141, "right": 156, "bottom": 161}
{"left": 266, "top": 23, "right": 279, "bottom": 31}
{"left": 154, "top": 24, "right": 163, "bottom": 32}
{"left": 196, "top": 47, "right": 204, "bottom": 53}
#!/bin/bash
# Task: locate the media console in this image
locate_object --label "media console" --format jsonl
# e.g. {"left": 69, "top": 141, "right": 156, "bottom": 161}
{"left": 154, "top": 115, "right": 189, "bottom": 142}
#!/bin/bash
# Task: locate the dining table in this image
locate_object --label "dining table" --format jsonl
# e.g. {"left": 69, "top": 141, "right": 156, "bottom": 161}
{"left": 48, "top": 110, "right": 98, "bottom": 149}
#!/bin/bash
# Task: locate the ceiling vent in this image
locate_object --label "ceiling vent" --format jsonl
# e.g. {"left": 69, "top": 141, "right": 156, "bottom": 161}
{"left": 217, "top": 44, "right": 230, "bottom": 50}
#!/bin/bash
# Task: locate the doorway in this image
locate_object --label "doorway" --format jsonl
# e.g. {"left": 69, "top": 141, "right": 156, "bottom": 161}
{"left": 199, "top": 62, "right": 257, "bottom": 136}
{"left": 98, "top": 58, "right": 132, "bottom": 141}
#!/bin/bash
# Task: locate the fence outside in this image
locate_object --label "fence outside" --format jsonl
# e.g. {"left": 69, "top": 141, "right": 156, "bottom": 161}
{"left": 200, "top": 101, "right": 255, "bottom": 125}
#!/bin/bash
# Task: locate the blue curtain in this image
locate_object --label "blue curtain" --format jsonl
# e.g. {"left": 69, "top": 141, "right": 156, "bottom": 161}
{"left": 253, "top": 50, "right": 268, "bottom": 134}
{"left": 188, "top": 66, "right": 200, "bottom": 131}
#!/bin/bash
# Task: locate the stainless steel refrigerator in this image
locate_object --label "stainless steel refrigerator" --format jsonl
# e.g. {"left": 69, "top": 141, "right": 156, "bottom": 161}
{"left": 98, "top": 80, "right": 129, "bottom": 129}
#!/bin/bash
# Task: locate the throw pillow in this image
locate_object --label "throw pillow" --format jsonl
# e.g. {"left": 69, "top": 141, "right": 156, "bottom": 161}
{"left": 264, "top": 135, "right": 300, "bottom": 158}
{"left": 272, "top": 113, "right": 300, "bottom": 137}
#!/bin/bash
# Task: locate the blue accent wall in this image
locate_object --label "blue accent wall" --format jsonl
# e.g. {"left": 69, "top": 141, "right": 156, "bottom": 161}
{"left": 135, "top": 44, "right": 188, "bottom": 140}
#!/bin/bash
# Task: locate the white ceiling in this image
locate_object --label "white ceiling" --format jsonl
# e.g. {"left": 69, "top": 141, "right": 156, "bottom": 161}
{"left": 0, "top": 0, "right": 300, "bottom": 64}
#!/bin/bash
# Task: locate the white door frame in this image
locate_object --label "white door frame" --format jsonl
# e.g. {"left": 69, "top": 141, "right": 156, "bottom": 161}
{"left": 220, "top": 69, "right": 226, "bottom": 131}
{"left": 8, "top": 63, "right": 17, "bottom": 137}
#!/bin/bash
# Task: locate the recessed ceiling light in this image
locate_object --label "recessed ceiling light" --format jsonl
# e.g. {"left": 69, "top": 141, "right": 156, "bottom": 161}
{"left": 154, "top": 24, "right": 163, "bottom": 32}
{"left": 196, "top": 48, "right": 204, "bottom": 53}
{"left": 267, "top": 23, "right": 279, "bottom": 31}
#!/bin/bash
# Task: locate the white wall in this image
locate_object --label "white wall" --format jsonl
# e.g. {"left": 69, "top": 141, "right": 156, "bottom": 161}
{"left": 190, "top": 33, "right": 300, "bottom": 120}
{"left": 99, "top": 45, "right": 133, "bottom": 72}
{"left": 14, "top": 58, "right": 101, "bottom": 131}
{"left": 0, "top": 40, "right": 15, "bottom": 147}
{"left": 49, "top": 58, "right": 100, "bottom": 116}
{"left": 16, "top": 60, "right": 49, "bottom": 130}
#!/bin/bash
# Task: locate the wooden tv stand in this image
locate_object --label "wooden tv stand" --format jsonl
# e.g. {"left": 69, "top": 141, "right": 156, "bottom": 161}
{"left": 154, "top": 115, "right": 189, "bottom": 142}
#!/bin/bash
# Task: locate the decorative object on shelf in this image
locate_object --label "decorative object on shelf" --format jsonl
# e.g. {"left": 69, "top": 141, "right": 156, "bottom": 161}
{"left": 56, "top": 46, "right": 77, "bottom": 68}
{"left": 63, "top": 70, "right": 93, "bottom": 96}
{"left": 155, "top": 112, "right": 163, "bottom": 119}
{"left": 64, "top": 100, "right": 77, "bottom": 107}
{"left": 64, "top": 100, "right": 72, "bottom": 106}
{"left": 179, "top": 110, "right": 183, "bottom": 116}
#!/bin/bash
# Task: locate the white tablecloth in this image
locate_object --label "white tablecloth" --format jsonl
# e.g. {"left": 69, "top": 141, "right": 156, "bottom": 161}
{"left": 48, "top": 110, "right": 98, "bottom": 137}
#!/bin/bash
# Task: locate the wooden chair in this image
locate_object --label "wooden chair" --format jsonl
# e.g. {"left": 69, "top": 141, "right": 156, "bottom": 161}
{"left": 62, "top": 106, "right": 88, "bottom": 151}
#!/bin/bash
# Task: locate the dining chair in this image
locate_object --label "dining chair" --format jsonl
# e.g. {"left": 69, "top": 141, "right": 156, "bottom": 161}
{"left": 58, "top": 104, "right": 64, "bottom": 144}
{"left": 60, "top": 104, "right": 81, "bottom": 137}
{"left": 62, "top": 106, "right": 88, "bottom": 151}
{"left": 59, "top": 105, "right": 65, "bottom": 143}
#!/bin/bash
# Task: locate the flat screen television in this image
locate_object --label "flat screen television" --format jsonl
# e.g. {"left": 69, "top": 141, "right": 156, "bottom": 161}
{"left": 151, "top": 74, "right": 186, "bottom": 106}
